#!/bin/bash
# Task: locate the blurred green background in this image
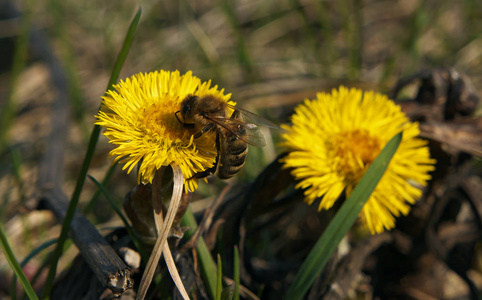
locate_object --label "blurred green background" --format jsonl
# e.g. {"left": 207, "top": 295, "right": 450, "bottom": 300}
{"left": 1, "top": 0, "right": 482, "bottom": 298}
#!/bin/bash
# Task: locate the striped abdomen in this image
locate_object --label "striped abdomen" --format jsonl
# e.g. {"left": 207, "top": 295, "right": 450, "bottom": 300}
{"left": 217, "top": 128, "right": 248, "bottom": 179}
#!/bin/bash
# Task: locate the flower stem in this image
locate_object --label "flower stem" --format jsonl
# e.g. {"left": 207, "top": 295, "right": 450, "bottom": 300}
{"left": 136, "top": 164, "right": 188, "bottom": 300}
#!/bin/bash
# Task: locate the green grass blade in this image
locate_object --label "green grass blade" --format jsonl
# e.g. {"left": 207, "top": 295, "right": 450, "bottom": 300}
{"left": 233, "top": 246, "right": 240, "bottom": 300}
{"left": 218, "top": 0, "right": 258, "bottom": 83}
{"left": 87, "top": 175, "right": 148, "bottom": 261}
{"left": 313, "top": 1, "right": 336, "bottom": 75}
{"left": 29, "top": 239, "right": 72, "bottom": 299}
{"left": 0, "top": 0, "right": 31, "bottom": 150}
{"left": 106, "top": 7, "right": 143, "bottom": 92}
{"left": 41, "top": 8, "right": 142, "bottom": 299}
{"left": 216, "top": 254, "right": 223, "bottom": 300}
{"left": 0, "top": 223, "right": 39, "bottom": 300}
{"left": 339, "top": 0, "right": 362, "bottom": 79}
{"left": 21, "top": 240, "right": 58, "bottom": 267}
{"left": 285, "top": 132, "right": 403, "bottom": 300}
{"left": 47, "top": 0, "right": 89, "bottom": 141}
{"left": 87, "top": 176, "right": 130, "bottom": 228}
{"left": 83, "top": 162, "right": 118, "bottom": 215}
{"left": 10, "top": 239, "right": 58, "bottom": 300}
{"left": 286, "top": 0, "right": 323, "bottom": 73}
{"left": 180, "top": 206, "right": 217, "bottom": 298}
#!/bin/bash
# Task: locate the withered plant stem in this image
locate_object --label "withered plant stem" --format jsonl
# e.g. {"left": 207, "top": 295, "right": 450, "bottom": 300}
{"left": 136, "top": 164, "right": 189, "bottom": 300}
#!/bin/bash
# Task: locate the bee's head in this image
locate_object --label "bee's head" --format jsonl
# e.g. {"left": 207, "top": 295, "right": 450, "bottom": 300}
{"left": 179, "top": 94, "right": 227, "bottom": 120}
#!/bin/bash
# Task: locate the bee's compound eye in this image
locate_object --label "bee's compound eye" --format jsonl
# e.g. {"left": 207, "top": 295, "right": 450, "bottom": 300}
{"left": 182, "top": 95, "right": 197, "bottom": 115}
{"left": 182, "top": 104, "right": 190, "bottom": 114}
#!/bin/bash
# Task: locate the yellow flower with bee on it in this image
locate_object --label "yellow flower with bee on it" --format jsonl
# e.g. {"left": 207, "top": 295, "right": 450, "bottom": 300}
{"left": 280, "top": 86, "right": 436, "bottom": 234}
{"left": 95, "top": 70, "right": 233, "bottom": 192}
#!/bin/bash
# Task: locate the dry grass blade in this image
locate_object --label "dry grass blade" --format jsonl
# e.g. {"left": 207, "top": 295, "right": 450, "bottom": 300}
{"left": 163, "top": 243, "right": 190, "bottom": 299}
{"left": 136, "top": 164, "right": 188, "bottom": 300}
{"left": 152, "top": 167, "right": 190, "bottom": 299}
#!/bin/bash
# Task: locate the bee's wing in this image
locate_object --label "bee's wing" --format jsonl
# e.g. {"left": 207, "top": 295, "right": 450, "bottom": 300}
{"left": 208, "top": 117, "right": 268, "bottom": 147}
{"left": 227, "top": 104, "right": 278, "bottom": 129}
{"left": 240, "top": 122, "right": 268, "bottom": 147}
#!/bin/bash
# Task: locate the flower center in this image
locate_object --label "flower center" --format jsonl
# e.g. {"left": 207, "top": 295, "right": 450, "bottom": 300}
{"left": 331, "top": 129, "right": 382, "bottom": 183}
{"left": 143, "top": 102, "right": 185, "bottom": 140}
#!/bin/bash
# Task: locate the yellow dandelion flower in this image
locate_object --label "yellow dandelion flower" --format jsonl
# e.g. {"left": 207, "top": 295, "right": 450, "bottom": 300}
{"left": 280, "top": 86, "right": 436, "bottom": 234}
{"left": 95, "top": 70, "right": 233, "bottom": 191}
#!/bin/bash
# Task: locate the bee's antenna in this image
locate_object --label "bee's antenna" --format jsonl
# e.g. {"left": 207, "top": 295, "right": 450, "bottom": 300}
{"left": 174, "top": 111, "right": 184, "bottom": 124}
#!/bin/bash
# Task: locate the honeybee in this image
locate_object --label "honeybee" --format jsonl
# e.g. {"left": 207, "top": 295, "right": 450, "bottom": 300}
{"left": 175, "top": 94, "right": 277, "bottom": 179}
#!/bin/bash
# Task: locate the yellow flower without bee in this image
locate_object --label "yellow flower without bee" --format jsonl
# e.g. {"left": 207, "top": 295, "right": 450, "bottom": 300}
{"left": 280, "top": 86, "right": 436, "bottom": 234}
{"left": 95, "top": 70, "right": 233, "bottom": 191}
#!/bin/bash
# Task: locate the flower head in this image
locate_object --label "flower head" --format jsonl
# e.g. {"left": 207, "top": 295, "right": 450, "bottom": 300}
{"left": 280, "top": 86, "right": 436, "bottom": 234}
{"left": 95, "top": 70, "right": 233, "bottom": 191}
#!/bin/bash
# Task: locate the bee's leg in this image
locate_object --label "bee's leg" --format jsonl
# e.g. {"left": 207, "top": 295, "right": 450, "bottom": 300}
{"left": 191, "top": 133, "right": 220, "bottom": 179}
{"left": 193, "top": 123, "right": 216, "bottom": 139}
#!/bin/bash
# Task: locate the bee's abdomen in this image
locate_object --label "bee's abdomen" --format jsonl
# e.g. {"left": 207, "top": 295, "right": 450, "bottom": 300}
{"left": 218, "top": 133, "right": 248, "bottom": 179}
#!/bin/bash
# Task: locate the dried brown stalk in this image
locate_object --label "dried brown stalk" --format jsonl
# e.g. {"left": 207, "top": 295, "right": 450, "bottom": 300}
{"left": 136, "top": 164, "right": 189, "bottom": 300}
